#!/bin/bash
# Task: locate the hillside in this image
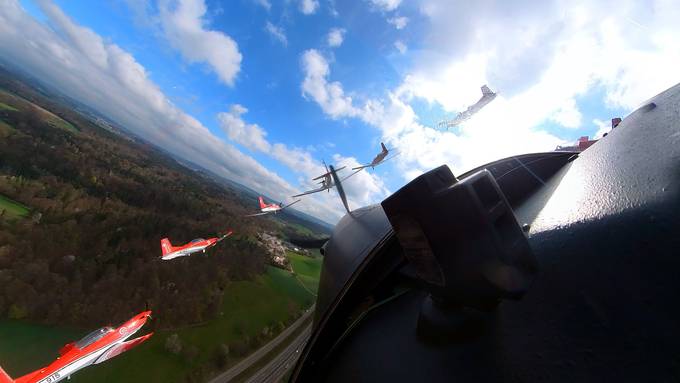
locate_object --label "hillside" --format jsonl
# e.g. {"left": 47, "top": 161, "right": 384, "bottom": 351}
{"left": 0, "top": 71, "right": 327, "bottom": 330}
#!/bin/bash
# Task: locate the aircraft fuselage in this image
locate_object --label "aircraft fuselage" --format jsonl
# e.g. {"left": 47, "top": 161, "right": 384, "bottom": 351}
{"left": 17, "top": 312, "right": 152, "bottom": 383}
{"left": 161, "top": 244, "right": 211, "bottom": 260}
{"left": 371, "top": 151, "right": 388, "bottom": 166}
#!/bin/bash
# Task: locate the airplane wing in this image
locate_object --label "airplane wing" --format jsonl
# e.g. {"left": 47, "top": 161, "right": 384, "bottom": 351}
{"left": 217, "top": 230, "right": 234, "bottom": 242}
{"left": 292, "top": 186, "right": 328, "bottom": 198}
{"left": 330, "top": 165, "right": 351, "bottom": 215}
{"left": 352, "top": 151, "right": 400, "bottom": 171}
{"left": 94, "top": 333, "right": 153, "bottom": 364}
{"left": 312, "top": 166, "right": 346, "bottom": 180}
{"left": 341, "top": 168, "right": 363, "bottom": 180}
{"left": 383, "top": 151, "right": 401, "bottom": 163}
{"left": 0, "top": 366, "right": 13, "bottom": 383}
{"left": 244, "top": 212, "right": 270, "bottom": 217}
{"left": 282, "top": 199, "right": 301, "bottom": 209}
{"left": 351, "top": 163, "right": 372, "bottom": 171}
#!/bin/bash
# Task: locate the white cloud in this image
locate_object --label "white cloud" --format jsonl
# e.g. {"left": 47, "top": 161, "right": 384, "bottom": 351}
{"left": 550, "top": 98, "right": 582, "bottom": 128}
{"left": 374, "top": 0, "right": 680, "bottom": 177}
{"left": 265, "top": 21, "right": 287, "bottom": 46}
{"left": 299, "top": 0, "right": 319, "bottom": 15}
{"left": 592, "top": 118, "right": 611, "bottom": 139}
{"left": 369, "top": 0, "right": 402, "bottom": 12}
{"left": 158, "top": 0, "right": 241, "bottom": 86}
{"left": 299, "top": 43, "right": 565, "bottom": 179}
{"left": 300, "top": 49, "right": 360, "bottom": 119}
{"left": 387, "top": 16, "right": 408, "bottom": 29}
{"left": 327, "top": 28, "right": 345, "bottom": 48}
{"left": 414, "top": 0, "right": 680, "bottom": 108}
{"left": 218, "top": 105, "right": 271, "bottom": 152}
{"left": 217, "top": 103, "right": 390, "bottom": 216}
{"left": 254, "top": 0, "right": 271, "bottom": 10}
{"left": 394, "top": 40, "right": 407, "bottom": 54}
{"left": 0, "top": 0, "right": 348, "bottom": 222}
{"left": 299, "top": 1, "right": 680, "bottom": 182}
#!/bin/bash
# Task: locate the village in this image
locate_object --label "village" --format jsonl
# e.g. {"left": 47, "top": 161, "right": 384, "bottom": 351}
{"left": 257, "top": 232, "right": 313, "bottom": 270}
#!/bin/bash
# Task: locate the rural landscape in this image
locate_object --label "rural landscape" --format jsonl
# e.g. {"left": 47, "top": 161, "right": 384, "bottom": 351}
{"left": 0, "top": 69, "right": 327, "bottom": 382}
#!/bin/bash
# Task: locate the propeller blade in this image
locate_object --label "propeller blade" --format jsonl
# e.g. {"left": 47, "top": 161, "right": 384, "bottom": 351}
{"left": 218, "top": 230, "right": 233, "bottom": 241}
{"left": 330, "top": 165, "right": 351, "bottom": 214}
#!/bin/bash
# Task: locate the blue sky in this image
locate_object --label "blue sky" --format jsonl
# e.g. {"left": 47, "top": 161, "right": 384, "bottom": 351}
{"left": 3, "top": 0, "right": 680, "bottom": 223}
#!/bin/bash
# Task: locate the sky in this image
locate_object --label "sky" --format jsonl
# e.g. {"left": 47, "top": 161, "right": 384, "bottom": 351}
{"left": 1, "top": 0, "right": 679, "bottom": 224}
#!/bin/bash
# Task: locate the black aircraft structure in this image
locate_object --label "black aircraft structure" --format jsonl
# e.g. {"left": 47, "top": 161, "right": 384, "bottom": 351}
{"left": 289, "top": 83, "right": 680, "bottom": 382}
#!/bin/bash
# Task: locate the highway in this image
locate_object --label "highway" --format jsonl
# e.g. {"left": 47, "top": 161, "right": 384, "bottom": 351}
{"left": 245, "top": 324, "right": 311, "bottom": 383}
{"left": 208, "top": 305, "right": 314, "bottom": 383}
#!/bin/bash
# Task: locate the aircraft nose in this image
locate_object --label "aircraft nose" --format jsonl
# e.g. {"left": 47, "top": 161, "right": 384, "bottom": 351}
{"left": 133, "top": 311, "right": 152, "bottom": 324}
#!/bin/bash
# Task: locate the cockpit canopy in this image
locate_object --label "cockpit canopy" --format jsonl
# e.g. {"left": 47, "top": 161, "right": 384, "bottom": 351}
{"left": 190, "top": 238, "right": 205, "bottom": 244}
{"left": 75, "top": 327, "right": 114, "bottom": 349}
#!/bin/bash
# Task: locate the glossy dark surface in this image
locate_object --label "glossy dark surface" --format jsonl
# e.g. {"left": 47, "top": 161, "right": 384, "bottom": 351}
{"left": 293, "top": 83, "right": 680, "bottom": 382}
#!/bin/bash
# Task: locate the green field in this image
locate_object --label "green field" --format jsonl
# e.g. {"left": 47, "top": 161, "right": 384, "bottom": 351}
{"left": 0, "top": 102, "right": 18, "bottom": 112}
{"left": 0, "top": 90, "right": 77, "bottom": 133}
{"left": 289, "top": 253, "right": 323, "bottom": 295}
{"left": 0, "top": 194, "right": 30, "bottom": 219}
{"left": 0, "top": 321, "right": 81, "bottom": 376}
{"left": 0, "top": 264, "right": 321, "bottom": 382}
{"left": 47, "top": 117, "right": 78, "bottom": 133}
{"left": 0, "top": 120, "right": 15, "bottom": 137}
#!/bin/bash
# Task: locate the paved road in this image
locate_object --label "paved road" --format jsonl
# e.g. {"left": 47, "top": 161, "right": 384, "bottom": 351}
{"left": 208, "top": 305, "right": 314, "bottom": 383}
{"left": 245, "top": 324, "right": 311, "bottom": 383}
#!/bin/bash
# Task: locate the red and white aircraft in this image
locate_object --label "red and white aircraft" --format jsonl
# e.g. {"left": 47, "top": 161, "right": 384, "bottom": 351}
{"left": 160, "top": 230, "right": 233, "bottom": 260}
{"left": 245, "top": 196, "right": 300, "bottom": 217}
{"left": 0, "top": 311, "right": 153, "bottom": 383}
{"left": 352, "top": 142, "right": 398, "bottom": 171}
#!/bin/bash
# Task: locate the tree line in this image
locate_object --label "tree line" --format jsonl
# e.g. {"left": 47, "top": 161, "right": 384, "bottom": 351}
{"left": 0, "top": 93, "right": 283, "bottom": 329}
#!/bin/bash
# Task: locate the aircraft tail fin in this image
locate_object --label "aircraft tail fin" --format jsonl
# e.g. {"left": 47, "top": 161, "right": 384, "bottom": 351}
{"left": 381, "top": 142, "right": 388, "bottom": 152}
{"left": 160, "top": 238, "right": 174, "bottom": 257}
{"left": 481, "top": 85, "right": 494, "bottom": 95}
{"left": 0, "top": 366, "right": 14, "bottom": 383}
{"left": 258, "top": 196, "right": 267, "bottom": 209}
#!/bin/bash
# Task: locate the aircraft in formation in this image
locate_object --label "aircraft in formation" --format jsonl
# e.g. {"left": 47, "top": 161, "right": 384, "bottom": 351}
{"left": 0, "top": 116, "right": 406, "bottom": 383}
{"left": 290, "top": 142, "right": 398, "bottom": 201}
{"left": 0, "top": 311, "right": 153, "bottom": 383}
{"left": 437, "top": 85, "right": 497, "bottom": 129}
{"left": 160, "top": 230, "right": 233, "bottom": 260}
{"left": 352, "top": 142, "right": 398, "bottom": 171}
{"left": 244, "top": 196, "right": 301, "bottom": 217}
{"left": 293, "top": 161, "right": 347, "bottom": 197}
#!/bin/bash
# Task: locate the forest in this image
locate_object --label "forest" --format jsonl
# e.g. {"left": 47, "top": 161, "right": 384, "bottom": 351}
{"left": 0, "top": 73, "right": 323, "bottom": 331}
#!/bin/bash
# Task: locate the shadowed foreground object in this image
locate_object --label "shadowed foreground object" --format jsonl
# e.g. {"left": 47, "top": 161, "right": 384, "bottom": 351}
{"left": 291, "top": 83, "right": 680, "bottom": 382}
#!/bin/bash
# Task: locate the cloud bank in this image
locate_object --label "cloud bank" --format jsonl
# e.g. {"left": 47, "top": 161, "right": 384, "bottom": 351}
{"left": 0, "top": 0, "right": 346, "bottom": 223}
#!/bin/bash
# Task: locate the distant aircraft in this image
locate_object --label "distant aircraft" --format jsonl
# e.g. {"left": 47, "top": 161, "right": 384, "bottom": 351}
{"left": 352, "top": 142, "right": 397, "bottom": 171}
{"left": 0, "top": 311, "right": 153, "bottom": 383}
{"left": 293, "top": 160, "right": 359, "bottom": 198}
{"left": 245, "top": 196, "right": 300, "bottom": 217}
{"left": 437, "top": 85, "right": 497, "bottom": 129}
{"left": 160, "top": 230, "right": 233, "bottom": 260}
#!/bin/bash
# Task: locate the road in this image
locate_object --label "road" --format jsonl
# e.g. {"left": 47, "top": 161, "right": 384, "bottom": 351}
{"left": 245, "top": 324, "right": 311, "bottom": 383}
{"left": 208, "top": 305, "right": 314, "bottom": 383}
